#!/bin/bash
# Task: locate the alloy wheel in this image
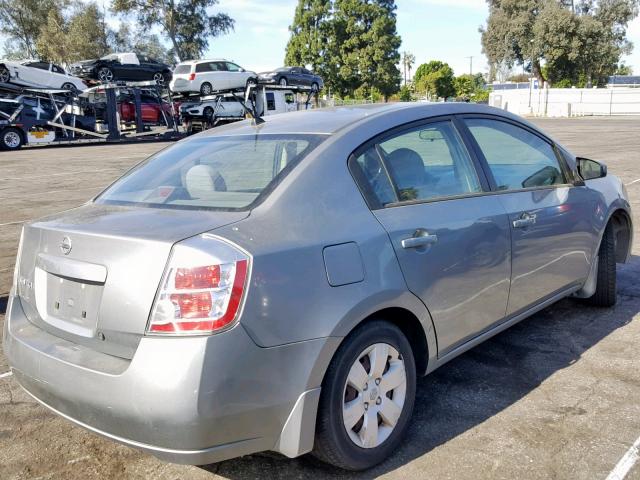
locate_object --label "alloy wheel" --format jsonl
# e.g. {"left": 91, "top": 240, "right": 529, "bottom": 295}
{"left": 3, "top": 130, "right": 21, "bottom": 149}
{"left": 153, "top": 72, "right": 165, "bottom": 85}
{"left": 342, "top": 343, "right": 407, "bottom": 449}
{"left": 279, "top": 77, "right": 288, "bottom": 86}
{"left": 98, "top": 68, "right": 113, "bottom": 82}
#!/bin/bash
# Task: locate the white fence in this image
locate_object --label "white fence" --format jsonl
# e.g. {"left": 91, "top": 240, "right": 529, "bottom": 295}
{"left": 489, "top": 87, "right": 640, "bottom": 117}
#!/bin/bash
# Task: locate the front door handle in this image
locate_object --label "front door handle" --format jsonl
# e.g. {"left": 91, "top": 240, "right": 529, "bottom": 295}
{"left": 512, "top": 212, "right": 537, "bottom": 229}
{"left": 401, "top": 230, "right": 438, "bottom": 249}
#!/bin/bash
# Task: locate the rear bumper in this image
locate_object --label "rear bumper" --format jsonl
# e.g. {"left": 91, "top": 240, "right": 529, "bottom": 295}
{"left": 169, "top": 79, "right": 195, "bottom": 92}
{"left": 3, "top": 293, "right": 338, "bottom": 464}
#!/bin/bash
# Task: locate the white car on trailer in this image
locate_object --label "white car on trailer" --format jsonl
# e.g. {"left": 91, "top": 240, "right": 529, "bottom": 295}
{"left": 0, "top": 60, "right": 86, "bottom": 91}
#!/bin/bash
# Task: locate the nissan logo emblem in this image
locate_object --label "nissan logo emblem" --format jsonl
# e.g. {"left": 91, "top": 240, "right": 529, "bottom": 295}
{"left": 60, "top": 236, "right": 72, "bottom": 255}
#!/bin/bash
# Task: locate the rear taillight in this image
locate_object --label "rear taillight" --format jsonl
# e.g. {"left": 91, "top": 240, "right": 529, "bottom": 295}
{"left": 188, "top": 73, "right": 196, "bottom": 81}
{"left": 148, "top": 235, "right": 250, "bottom": 335}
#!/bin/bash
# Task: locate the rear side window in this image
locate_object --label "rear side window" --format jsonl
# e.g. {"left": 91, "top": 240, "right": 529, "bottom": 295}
{"left": 465, "top": 118, "right": 566, "bottom": 190}
{"left": 351, "top": 121, "right": 482, "bottom": 207}
{"left": 195, "top": 63, "right": 213, "bottom": 73}
{"left": 97, "top": 134, "right": 326, "bottom": 211}
{"left": 174, "top": 64, "right": 192, "bottom": 74}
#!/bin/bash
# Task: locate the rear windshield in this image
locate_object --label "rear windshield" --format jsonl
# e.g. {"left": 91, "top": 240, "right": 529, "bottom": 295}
{"left": 174, "top": 64, "right": 192, "bottom": 74}
{"left": 96, "top": 134, "right": 326, "bottom": 211}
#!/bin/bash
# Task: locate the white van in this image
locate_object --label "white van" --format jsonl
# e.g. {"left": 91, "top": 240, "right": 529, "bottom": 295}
{"left": 169, "top": 59, "right": 256, "bottom": 95}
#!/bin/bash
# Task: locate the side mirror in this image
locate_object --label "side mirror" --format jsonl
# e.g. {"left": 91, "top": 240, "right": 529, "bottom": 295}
{"left": 577, "top": 157, "right": 607, "bottom": 180}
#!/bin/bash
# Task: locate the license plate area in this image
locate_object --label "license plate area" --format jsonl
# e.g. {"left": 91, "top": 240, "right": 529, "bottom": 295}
{"left": 34, "top": 267, "right": 103, "bottom": 337}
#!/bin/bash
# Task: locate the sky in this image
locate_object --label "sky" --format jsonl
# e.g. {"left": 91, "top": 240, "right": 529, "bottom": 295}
{"left": 207, "top": 0, "right": 640, "bottom": 77}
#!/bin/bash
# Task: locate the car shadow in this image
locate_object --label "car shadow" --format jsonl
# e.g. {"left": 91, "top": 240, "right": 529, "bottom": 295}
{"left": 198, "top": 255, "right": 640, "bottom": 479}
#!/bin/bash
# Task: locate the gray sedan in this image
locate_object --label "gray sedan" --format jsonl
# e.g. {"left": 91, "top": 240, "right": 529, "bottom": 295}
{"left": 4, "top": 103, "right": 633, "bottom": 471}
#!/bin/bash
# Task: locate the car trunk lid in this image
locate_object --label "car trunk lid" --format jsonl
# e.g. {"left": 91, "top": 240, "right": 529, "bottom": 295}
{"left": 16, "top": 204, "right": 248, "bottom": 359}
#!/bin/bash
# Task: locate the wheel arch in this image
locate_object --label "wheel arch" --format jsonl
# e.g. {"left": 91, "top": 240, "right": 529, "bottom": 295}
{"left": 609, "top": 208, "right": 632, "bottom": 263}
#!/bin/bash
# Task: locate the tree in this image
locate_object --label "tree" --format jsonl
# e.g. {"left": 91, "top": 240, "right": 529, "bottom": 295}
{"left": 36, "top": 2, "right": 110, "bottom": 64}
{"left": 285, "top": 0, "right": 402, "bottom": 99}
{"left": 401, "top": 51, "right": 415, "bottom": 85}
{"left": 481, "top": 0, "right": 640, "bottom": 87}
{"left": 112, "top": 0, "right": 234, "bottom": 61}
{"left": 0, "top": 0, "right": 66, "bottom": 58}
{"left": 414, "top": 60, "right": 456, "bottom": 99}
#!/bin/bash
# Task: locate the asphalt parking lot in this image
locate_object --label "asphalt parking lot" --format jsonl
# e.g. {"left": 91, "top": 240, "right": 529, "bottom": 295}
{"left": 0, "top": 116, "right": 639, "bottom": 480}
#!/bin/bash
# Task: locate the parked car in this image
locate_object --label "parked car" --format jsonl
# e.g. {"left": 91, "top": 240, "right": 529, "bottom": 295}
{"left": 0, "top": 60, "right": 86, "bottom": 91}
{"left": 169, "top": 59, "right": 257, "bottom": 95}
{"left": 70, "top": 53, "right": 172, "bottom": 85}
{"left": 258, "top": 66, "right": 324, "bottom": 90}
{"left": 4, "top": 103, "right": 633, "bottom": 470}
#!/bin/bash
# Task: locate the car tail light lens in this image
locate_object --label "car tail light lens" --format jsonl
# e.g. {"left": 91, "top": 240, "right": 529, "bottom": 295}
{"left": 147, "top": 235, "right": 250, "bottom": 335}
{"left": 188, "top": 73, "right": 196, "bottom": 81}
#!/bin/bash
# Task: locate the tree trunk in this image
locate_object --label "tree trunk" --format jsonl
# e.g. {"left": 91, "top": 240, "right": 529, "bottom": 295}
{"left": 532, "top": 59, "right": 545, "bottom": 86}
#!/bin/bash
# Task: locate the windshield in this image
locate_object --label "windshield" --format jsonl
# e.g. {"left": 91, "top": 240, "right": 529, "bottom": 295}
{"left": 97, "top": 134, "right": 327, "bottom": 211}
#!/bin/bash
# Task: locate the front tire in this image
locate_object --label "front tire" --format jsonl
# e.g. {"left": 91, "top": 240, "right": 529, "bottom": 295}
{"left": 0, "top": 128, "right": 24, "bottom": 150}
{"left": 279, "top": 77, "right": 288, "bottom": 86}
{"left": 313, "top": 320, "right": 416, "bottom": 471}
{"left": 585, "top": 223, "right": 617, "bottom": 307}
{"left": 0, "top": 66, "right": 10, "bottom": 83}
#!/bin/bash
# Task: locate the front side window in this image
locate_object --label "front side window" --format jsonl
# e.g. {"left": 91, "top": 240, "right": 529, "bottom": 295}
{"left": 226, "top": 62, "right": 241, "bottom": 72}
{"left": 97, "top": 134, "right": 326, "bottom": 210}
{"left": 465, "top": 118, "right": 566, "bottom": 191}
{"left": 351, "top": 121, "right": 482, "bottom": 207}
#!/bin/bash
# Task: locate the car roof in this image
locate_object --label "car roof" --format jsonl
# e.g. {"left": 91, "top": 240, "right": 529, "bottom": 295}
{"left": 180, "top": 59, "right": 228, "bottom": 64}
{"left": 196, "top": 102, "right": 534, "bottom": 137}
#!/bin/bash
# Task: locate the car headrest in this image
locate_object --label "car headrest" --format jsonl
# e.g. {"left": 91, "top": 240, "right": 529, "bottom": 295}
{"left": 386, "top": 148, "right": 424, "bottom": 189}
{"left": 185, "top": 164, "right": 226, "bottom": 199}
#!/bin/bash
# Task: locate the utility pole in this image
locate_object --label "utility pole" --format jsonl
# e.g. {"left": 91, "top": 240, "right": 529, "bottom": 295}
{"left": 465, "top": 56, "right": 474, "bottom": 76}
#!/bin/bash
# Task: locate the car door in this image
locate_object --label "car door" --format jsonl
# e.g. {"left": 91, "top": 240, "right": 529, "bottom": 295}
{"left": 460, "top": 116, "right": 596, "bottom": 315}
{"left": 224, "top": 62, "right": 246, "bottom": 89}
{"left": 350, "top": 118, "right": 512, "bottom": 355}
{"left": 21, "top": 62, "right": 50, "bottom": 87}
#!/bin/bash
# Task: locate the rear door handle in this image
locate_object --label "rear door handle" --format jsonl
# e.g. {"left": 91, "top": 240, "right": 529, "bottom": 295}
{"left": 401, "top": 230, "right": 438, "bottom": 249}
{"left": 512, "top": 212, "right": 537, "bottom": 229}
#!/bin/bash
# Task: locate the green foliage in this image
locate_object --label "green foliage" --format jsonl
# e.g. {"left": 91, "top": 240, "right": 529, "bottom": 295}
{"left": 285, "top": 0, "right": 333, "bottom": 87}
{"left": 36, "top": 2, "right": 110, "bottom": 64}
{"left": 0, "top": 0, "right": 67, "bottom": 58}
{"left": 454, "top": 73, "right": 486, "bottom": 99}
{"left": 414, "top": 60, "right": 456, "bottom": 99}
{"left": 401, "top": 51, "right": 415, "bottom": 84}
{"left": 481, "top": 0, "right": 640, "bottom": 87}
{"left": 615, "top": 63, "right": 633, "bottom": 75}
{"left": 112, "top": 0, "right": 234, "bottom": 61}
{"left": 285, "top": 0, "right": 402, "bottom": 99}
{"left": 399, "top": 84, "right": 412, "bottom": 101}
{"left": 471, "top": 87, "right": 490, "bottom": 103}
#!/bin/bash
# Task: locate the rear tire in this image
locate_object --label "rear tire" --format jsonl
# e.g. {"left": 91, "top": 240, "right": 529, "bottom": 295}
{"left": 0, "top": 128, "right": 24, "bottom": 150}
{"left": 585, "top": 223, "right": 617, "bottom": 307}
{"left": 200, "top": 82, "right": 213, "bottom": 96}
{"left": 97, "top": 67, "right": 114, "bottom": 83}
{"left": 312, "top": 320, "right": 416, "bottom": 471}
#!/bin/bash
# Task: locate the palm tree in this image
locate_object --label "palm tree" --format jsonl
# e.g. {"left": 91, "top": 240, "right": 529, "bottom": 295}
{"left": 402, "top": 51, "right": 416, "bottom": 85}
